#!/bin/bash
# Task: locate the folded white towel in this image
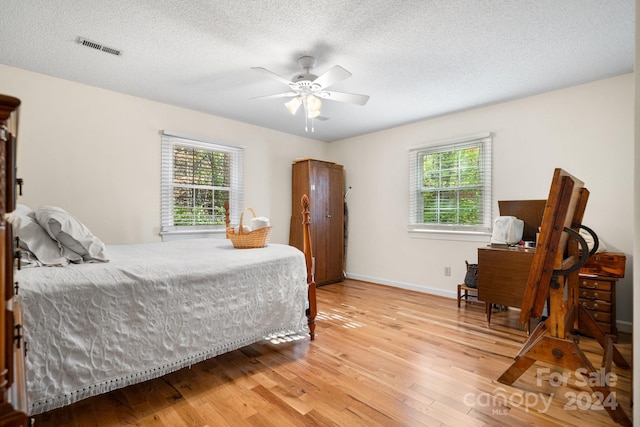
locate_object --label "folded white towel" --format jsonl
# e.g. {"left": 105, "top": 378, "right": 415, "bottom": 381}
{"left": 234, "top": 225, "right": 252, "bottom": 234}
{"left": 250, "top": 216, "right": 270, "bottom": 230}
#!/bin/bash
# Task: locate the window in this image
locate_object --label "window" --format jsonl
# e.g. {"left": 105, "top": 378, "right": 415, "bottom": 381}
{"left": 409, "top": 133, "right": 492, "bottom": 236}
{"left": 161, "top": 131, "right": 244, "bottom": 240}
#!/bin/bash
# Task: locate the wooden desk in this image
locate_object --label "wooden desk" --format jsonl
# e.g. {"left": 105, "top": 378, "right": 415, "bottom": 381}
{"left": 477, "top": 245, "right": 535, "bottom": 327}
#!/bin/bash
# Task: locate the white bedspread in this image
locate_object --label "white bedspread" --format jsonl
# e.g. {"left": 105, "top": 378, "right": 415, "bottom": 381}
{"left": 18, "top": 238, "right": 309, "bottom": 415}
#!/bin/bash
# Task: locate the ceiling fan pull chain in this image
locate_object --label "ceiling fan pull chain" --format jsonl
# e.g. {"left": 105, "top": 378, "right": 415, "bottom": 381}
{"left": 304, "top": 97, "right": 309, "bottom": 132}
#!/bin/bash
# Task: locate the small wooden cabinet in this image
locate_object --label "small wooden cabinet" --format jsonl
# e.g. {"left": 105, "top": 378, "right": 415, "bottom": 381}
{"left": 578, "top": 275, "right": 617, "bottom": 338}
{"left": 0, "top": 95, "right": 28, "bottom": 425}
{"left": 290, "top": 159, "right": 344, "bottom": 286}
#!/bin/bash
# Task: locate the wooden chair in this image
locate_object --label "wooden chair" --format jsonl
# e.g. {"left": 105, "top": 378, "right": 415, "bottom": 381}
{"left": 497, "top": 169, "right": 631, "bottom": 426}
{"left": 457, "top": 260, "right": 483, "bottom": 308}
{"left": 456, "top": 283, "right": 481, "bottom": 307}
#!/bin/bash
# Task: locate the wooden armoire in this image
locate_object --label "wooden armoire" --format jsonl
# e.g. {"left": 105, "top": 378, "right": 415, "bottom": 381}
{"left": 289, "top": 159, "right": 344, "bottom": 286}
{"left": 0, "top": 95, "right": 28, "bottom": 426}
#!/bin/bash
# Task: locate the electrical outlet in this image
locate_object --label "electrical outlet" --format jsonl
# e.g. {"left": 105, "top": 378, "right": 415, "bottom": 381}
{"left": 444, "top": 266, "right": 451, "bottom": 277}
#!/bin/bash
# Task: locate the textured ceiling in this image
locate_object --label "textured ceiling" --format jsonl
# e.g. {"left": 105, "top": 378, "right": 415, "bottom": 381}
{"left": 0, "top": 0, "right": 634, "bottom": 142}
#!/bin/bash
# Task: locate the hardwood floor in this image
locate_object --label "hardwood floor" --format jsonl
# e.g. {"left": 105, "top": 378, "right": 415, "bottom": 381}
{"left": 33, "top": 279, "right": 632, "bottom": 426}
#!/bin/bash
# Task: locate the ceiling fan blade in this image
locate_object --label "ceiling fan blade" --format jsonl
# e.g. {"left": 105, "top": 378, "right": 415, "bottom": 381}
{"left": 250, "top": 92, "right": 298, "bottom": 100}
{"left": 317, "top": 91, "right": 369, "bottom": 105}
{"left": 312, "top": 65, "right": 352, "bottom": 89}
{"left": 250, "top": 67, "right": 293, "bottom": 87}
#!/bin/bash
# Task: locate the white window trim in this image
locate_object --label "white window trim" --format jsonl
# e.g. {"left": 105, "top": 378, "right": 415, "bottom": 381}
{"left": 160, "top": 130, "right": 244, "bottom": 241}
{"left": 408, "top": 132, "right": 492, "bottom": 239}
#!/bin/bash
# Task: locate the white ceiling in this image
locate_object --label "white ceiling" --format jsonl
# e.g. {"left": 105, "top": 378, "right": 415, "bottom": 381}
{"left": 0, "top": 1, "right": 634, "bottom": 142}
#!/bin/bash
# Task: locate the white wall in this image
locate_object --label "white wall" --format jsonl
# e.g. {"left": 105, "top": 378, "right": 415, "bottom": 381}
{"left": 329, "top": 74, "right": 635, "bottom": 326}
{"left": 0, "top": 64, "right": 634, "bottom": 328}
{"left": 0, "top": 64, "right": 329, "bottom": 245}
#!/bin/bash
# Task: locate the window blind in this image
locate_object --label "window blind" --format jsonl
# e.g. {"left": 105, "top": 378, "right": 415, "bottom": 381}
{"left": 409, "top": 133, "right": 492, "bottom": 233}
{"left": 161, "top": 131, "right": 244, "bottom": 238}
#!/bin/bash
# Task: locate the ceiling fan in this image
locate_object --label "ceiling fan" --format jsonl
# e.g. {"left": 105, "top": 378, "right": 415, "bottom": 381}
{"left": 251, "top": 56, "right": 369, "bottom": 132}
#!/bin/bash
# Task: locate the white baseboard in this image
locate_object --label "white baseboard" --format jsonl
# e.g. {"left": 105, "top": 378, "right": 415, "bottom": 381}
{"left": 617, "top": 320, "right": 632, "bottom": 334}
{"left": 344, "top": 272, "right": 457, "bottom": 300}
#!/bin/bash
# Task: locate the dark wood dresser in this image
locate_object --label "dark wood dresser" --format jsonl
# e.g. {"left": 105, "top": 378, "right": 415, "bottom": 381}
{"left": 577, "top": 275, "right": 618, "bottom": 338}
{"left": 0, "top": 95, "right": 28, "bottom": 426}
{"left": 576, "top": 252, "right": 625, "bottom": 339}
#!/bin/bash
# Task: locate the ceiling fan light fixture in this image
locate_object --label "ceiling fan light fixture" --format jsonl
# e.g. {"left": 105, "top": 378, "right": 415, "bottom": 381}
{"left": 304, "top": 95, "right": 322, "bottom": 119}
{"left": 252, "top": 55, "right": 369, "bottom": 133}
{"left": 285, "top": 97, "right": 302, "bottom": 115}
{"left": 306, "top": 95, "right": 322, "bottom": 112}
{"left": 307, "top": 109, "right": 321, "bottom": 119}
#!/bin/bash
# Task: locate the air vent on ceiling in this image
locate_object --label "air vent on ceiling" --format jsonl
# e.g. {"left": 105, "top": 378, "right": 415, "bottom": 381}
{"left": 77, "top": 37, "right": 122, "bottom": 56}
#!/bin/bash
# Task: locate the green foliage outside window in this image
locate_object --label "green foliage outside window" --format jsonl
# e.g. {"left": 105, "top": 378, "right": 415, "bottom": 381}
{"left": 420, "top": 146, "right": 481, "bottom": 226}
{"left": 172, "top": 146, "right": 230, "bottom": 226}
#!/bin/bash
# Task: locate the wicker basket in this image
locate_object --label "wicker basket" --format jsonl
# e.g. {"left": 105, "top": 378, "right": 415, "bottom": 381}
{"left": 226, "top": 208, "right": 272, "bottom": 249}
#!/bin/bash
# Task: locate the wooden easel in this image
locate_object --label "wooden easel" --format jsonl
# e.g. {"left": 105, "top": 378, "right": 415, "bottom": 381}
{"left": 497, "top": 169, "right": 631, "bottom": 426}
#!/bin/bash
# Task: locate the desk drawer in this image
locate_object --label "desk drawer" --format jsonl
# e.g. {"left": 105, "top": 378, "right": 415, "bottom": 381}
{"left": 579, "top": 279, "right": 612, "bottom": 291}
{"left": 579, "top": 321, "right": 613, "bottom": 337}
{"left": 579, "top": 289, "right": 612, "bottom": 302}
{"left": 580, "top": 299, "right": 612, "bottom": 313}
{"left": 581, "top": 309, "right": 613, "bottom": 323}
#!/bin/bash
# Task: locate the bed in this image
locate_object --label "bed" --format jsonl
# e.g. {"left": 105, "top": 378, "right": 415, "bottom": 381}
{"left": 13, "top": 197, "right": 316, "bottom": 416}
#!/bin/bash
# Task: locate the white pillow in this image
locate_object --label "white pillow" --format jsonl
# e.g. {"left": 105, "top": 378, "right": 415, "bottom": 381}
{"left": 35, "top": 206, "right": 109, "bottom": 263}
{"left": 14, "top": 203, "right": 35, "bottom": 219}
{"left": 9, "top": 212, "right": 67, "bottom": 266}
